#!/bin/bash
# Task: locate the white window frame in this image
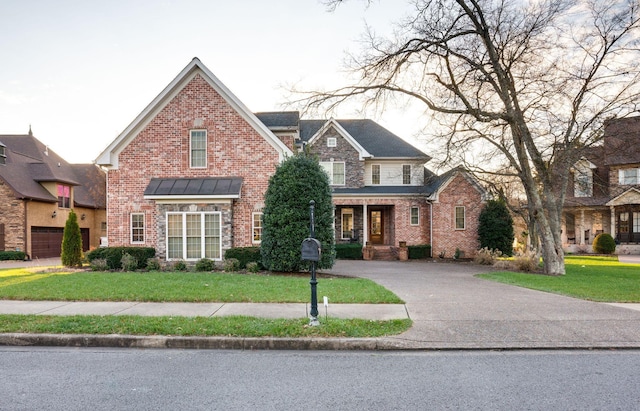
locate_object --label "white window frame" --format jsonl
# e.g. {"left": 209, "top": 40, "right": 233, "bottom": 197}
{"left": 341, "top": 208, "right": 354, "bottom": 239}
{"left": 410, "top": 207, "right": 419, "bottom": 226}
{"left": 320, "top": 161, "right": 345, "bottom": 185}
{"left": 371, "top": 164, "right": 381, "bottom": 185}
{"left": 619, "top": 168, "right": 640, "bottom": 185}
{"left": 403, "top": 164, "right": 411, "bottom": 185}
{"left": 0, "top": 144, "right": 5, "bottom": 165}
{"left": 166, "top": 212, "right": 222, "bottom": 261}
{"left": 455, "top": 206, "right": 466, "bottom": 230}
{"left": 130, "top": 213, "right": 145, "bottom": 244}
{"left": 190, "top": 130, "right": 207, "bottom": 168}
{"left": 252, "top": 212, "right": 263, "bottom": 244}
{"left": 327, "top": 137, "right": 337, "bottom": 147}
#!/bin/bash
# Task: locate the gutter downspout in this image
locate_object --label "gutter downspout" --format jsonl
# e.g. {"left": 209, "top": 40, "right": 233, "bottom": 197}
{"left": 429, "top": 201, "right": 433, "bottom": 257}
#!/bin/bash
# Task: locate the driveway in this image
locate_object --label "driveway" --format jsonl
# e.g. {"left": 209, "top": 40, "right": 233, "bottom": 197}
{"left": 323, "top": 260, "right": 640, "bottom": 349}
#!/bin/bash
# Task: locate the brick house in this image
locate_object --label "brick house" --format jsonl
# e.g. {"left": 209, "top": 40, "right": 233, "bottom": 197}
{"left": 563, "top": 116, "right": 640, "bottom": 254}
{"left": 96, "top": 58, "right": 487, "bottom": 261}
{"left": 0, "top": 130, "right": 106, "bottom": 259}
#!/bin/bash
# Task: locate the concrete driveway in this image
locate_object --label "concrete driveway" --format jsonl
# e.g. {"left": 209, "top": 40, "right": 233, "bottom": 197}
{"left": 323, "top": 260, "right": 640, "bottom": 349}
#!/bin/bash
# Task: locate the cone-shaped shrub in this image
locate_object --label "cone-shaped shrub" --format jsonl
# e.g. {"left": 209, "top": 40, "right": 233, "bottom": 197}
{"left": 478, "top": 199, "right": 514, "bottom": 256}
{"left": 61, "top": 210, "right": 83, "bottom": 267}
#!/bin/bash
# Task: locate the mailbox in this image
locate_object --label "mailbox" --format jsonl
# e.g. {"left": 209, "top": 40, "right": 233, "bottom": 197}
{"left": 301, "top": 238, "right": 322, "bottom": 261}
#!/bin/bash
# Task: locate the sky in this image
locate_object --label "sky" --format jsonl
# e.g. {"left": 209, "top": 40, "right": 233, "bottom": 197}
{"left": 0, "top": 0, "right": 428, "bottom": 164}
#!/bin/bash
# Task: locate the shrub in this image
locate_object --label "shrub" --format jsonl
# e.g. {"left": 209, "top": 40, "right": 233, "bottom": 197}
{"left": 224, "top": 247, "right": 262, "bottom": 269}
{"left": 513, "top": 252, "right": 539, "bottom": 272}
{"left": 61, "top": 210, "right": 83, "bottom": 267}
{"left": 592, "top": 233, "right": 616, "bottom": 254}
{"left": 89, "top": 258, "right": 108, "bottom": 271}
{"left": 335, "top": 243, "right": 363, "bottom": 259}
{"left": 478, "top": 199, "right": 514, "bottom": 256}
{"left": 195, "top": 258, "right": 215, "bottom": 272}
{"left": 474, "top": 247, "right": 503, "bottom": 265}
{"left": 172, "top": 260, "right": 188, "bottom": 272}
{"left": 261, "top": 154, "right": 335, "bottom": 272}
{"left": 146, "top": 258, "right": 162, "bottom": 271}
{"left": 86, "top": 247, "right": 155, "bottom": 270}
{"left": 120, "top": 253, "right": 138, "bottom": 272}
{"left": 223, "top": 258, "right": 240, "bottom": 272}
{"left": 246, "top": 261, "right": 260, "bottom": 273}
{"left": 0, "top": 251, "right": 26, "bottom": 261}
{"left": 408, "top": 245, "right": 431, "bottom": 259}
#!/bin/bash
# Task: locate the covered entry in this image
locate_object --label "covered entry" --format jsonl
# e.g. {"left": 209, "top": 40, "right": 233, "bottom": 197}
{"left": 368, "top": 206, "right": 394, "bottom": 245}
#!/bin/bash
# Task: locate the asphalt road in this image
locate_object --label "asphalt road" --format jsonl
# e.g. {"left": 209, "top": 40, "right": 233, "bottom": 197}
{"left": 2, "top": 347, "right": 640, "bottom": 410}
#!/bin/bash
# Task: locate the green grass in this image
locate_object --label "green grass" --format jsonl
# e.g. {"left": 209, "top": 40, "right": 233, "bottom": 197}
{"left": 0, "top": 269, "right": 403, "bottom": 304}
{"left": 0, "top": 314, "right": 412, "bottom": 338}
{"left": 477, "top": 256, "right": 640, "bottom": 302}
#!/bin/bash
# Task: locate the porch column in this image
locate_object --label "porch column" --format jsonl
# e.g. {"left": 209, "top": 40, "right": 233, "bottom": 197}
{"left": 610, "top": 206, "right": 616, "bottom": 240}
{"left": 363, "top": 202, "right": 368, "bottom": 244}
{"left": 579, "top": 209, "right": 585, "bottom": 245}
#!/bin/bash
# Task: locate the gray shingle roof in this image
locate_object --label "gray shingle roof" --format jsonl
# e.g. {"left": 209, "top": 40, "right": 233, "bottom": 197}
{"left": 144, "top": 177, "right": 243, "bottom": 197}
{"left": 254, "top": 112, "right": 299, "bottom": 130}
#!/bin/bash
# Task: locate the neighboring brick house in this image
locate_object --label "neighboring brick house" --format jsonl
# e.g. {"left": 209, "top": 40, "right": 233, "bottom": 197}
{"left": 0, "top": 130, "right": 106, "bottom": 259}
{"left": 96, "top": 58, "right": 487, "bottom": 261}
{"left": 563, "top": 116, "right": 640, "bottom": 254}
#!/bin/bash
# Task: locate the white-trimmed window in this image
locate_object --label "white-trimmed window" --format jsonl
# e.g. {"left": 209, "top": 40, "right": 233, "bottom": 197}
{"left": 252, "top": 212, "right": 263, "bottom": 244}
{"left": 619, "top": 168, "right": 640, "bottom": 185}
{"left": 320, "top": 161, "right": 345, "bottom": 185}
{"left": 327, "top": 137, "right": 337, "bottom": 147}
{"left": 0, "top": 143, "right": 6, "bottom": 165}
{"left": 372, "top": 164, "right": 381, "bottom": 185}
{"left": 190, "top": 130, "right": 207, "bottom": 168}
{"left": 341, "top": 208, "right": 354, "bottom": 239}
{"left": 410, "top": 207, "right": 419, "bottom": 225}
{"left": 131, "top": 213, "right": 145, "bottom": 244}
{"left": 455, "top": 206, "right": 466, "bottom": 230}
{"left": 574, "top": 171, "right": 593, "bottom": 197}
{"left": 167, "top": 212, "right": 221, "bottom": 260}
{"left": 403, "top": 165, "right": 411, "bottom": 185}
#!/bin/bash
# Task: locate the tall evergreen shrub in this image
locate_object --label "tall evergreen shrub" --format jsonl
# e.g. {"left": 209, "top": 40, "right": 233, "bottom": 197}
{"left": 478, "top": 199, "right": 514, "bottom": 256}
{"left": 61, "top": 210, "right": 83, "bottom": 267}
{"left": 261, "top": 154, "right": 335, "bottom": 272}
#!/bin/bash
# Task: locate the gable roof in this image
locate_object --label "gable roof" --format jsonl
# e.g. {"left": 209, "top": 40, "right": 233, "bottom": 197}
{"left": 0, "top": 134, "right": 105, "bottom": 207}
{"left": 95, "top": 58, "right": 293, "bottom": 168}
{"left": 300, "top": 119, "right": 430, "bottom": 160}
{"left": 425, "top": 167, "right": 488, "bottom": 202}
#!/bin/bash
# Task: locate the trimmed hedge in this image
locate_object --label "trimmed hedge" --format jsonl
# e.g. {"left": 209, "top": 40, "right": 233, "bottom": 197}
{"left": 592, "top": 233, "right": 616, "bottom": 254}
{"left": 224, "top": 246, "right": 262, "bottom": 269}
{"left": 335, "top": 243, "right": 363, "bottom": 259}
{"left": 86, "top": 247, "right": 156, "bottom": 270}
{"left": 0, "top": 251, "right": 27, "bottom": 261}
{"left": 408, "top": 245, "right": 432, "bottom": 259}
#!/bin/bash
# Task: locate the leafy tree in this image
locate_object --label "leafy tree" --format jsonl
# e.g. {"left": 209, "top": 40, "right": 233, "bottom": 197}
{"left": 261, "top": 154, "right": 335, "bottom": 272}
{"left": 61, "top": 210, "right": 83, "bottom": 267}
{"left": 478, "top": 200, "right": 514, "bottom": 256}
{"left": 304, "top": 0, "right": 640, "bottom": 275}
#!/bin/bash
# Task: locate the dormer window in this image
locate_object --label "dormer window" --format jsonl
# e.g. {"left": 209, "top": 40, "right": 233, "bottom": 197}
{"left": 57, "top": 184, "right": 71, "bottom": 208}
{"left": 571, "top": 158, "right": 596, "bottom": 197}
{"left": 190, "top": 130, "right": 207, "bottom": 168}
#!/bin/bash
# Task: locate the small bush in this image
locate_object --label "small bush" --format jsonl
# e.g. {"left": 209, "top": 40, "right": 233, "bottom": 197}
{"left": 224, "top": 247, "right": 262, "bottom": 269}
{"left": 474, "top": 247, "right": 503, "bottom": 265}
{"left": 246, "top": 261, "right": 260, "bottom": 273}
{"left": 592, "top": 233, "right": 616, "bottom": 254}
{"left": 120, "top": 253, "right": 138, "bottom": 272}
{"left": 86, "top": 247, "right": 155, "bottom": 270}
{"left": 89, "top": 258, "right": 108, "bottom": 271}
{"left": 172, "top": 260, "right": 188, "bottom": 272}
{"left": 195, "top": 258, "right": 215, "bottom": 272}
{"left": 513, "top": 252, "right": 539, "bottom": 272}
{"left": 408, "top": 245, "right": 431, "bottom": 259}
{"left": 146, "top": 258, "right": 162, "bottom": 271}
{"left": 0, "top": 251, "right": 26, "bottom": 261}
{"left": 223, "top": 258, "right": 240, "bottom": 272}
{"left": 335, "top": 243, "right": 363, "bottom": 259}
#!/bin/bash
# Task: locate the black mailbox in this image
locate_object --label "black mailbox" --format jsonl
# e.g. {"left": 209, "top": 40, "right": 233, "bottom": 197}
{"left": 301, "top": 238, "right": 322, "bottom": 261}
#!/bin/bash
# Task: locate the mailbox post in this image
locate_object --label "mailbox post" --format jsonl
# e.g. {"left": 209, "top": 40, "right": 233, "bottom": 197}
{"left": 301, "top": 200, "right": 321, "bottom": 326}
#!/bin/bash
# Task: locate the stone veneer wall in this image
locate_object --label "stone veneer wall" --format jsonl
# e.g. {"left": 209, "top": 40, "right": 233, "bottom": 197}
{"left": 0, "top": 180, "right": 25, "bottom": 252}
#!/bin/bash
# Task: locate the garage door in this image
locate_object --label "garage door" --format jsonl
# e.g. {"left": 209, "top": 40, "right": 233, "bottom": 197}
{"left": 31, "top": 227, "right": 64, "bottom": 259}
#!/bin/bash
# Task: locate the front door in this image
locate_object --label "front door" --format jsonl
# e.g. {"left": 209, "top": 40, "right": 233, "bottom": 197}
{"left": 369, "top": 210, "right": 384, "bottom": 244}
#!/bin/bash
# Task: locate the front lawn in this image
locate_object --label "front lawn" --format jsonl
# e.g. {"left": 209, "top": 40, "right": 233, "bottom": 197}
{"left": 0, "top": 268, "right": 403, "bottom": 304}
{"left": 477, "top": 256, "right": 640, "bottom": 302}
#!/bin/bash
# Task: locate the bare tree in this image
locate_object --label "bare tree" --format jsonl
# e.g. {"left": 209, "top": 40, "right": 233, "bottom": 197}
{"left": 300, "top": 0, "right": 640, "bottom": 275}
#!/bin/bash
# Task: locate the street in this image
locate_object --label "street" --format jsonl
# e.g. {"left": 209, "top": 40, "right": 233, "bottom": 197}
{"left": 1, "top": 348, "right": 639, "bottom": 410}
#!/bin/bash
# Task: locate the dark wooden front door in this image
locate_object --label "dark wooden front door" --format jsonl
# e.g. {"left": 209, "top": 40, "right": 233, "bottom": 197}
{"left": 369, "top": 210, "right": 384, "bottom": 244}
